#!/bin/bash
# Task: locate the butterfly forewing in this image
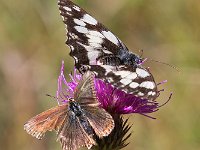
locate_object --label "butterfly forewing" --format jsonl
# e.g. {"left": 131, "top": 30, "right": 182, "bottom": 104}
{"left": 24, "top": 104, "right": 68, "bottom": 139}
{"left": 74, "top": 71, "right": 98, "bottom": 106}
{"left": 58, "top": 0, "right": 126, "bottom": 68}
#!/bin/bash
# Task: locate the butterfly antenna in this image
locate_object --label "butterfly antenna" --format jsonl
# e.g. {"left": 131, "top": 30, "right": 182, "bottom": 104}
{"left": 137, "top": 49, "right": 150, "bottom": 65}
{"left": 140, "top": 113, "right": 156, "bottom": 119}
{"left": 157, "top": 80, "right": 167, "bottom": 86}
{"left": 46, "top": 94, "right": 57, "bottom": 99}
{"left": 138, "top": 49, "right": 144, "bottom": 58}
{"left": 148, "top": 59, "right": 180, "bottom": 73}
{"left": 158, "top": 92, "right": 173, "bottom": 108}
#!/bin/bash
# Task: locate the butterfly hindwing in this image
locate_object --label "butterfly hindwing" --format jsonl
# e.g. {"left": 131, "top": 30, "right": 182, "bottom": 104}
{"left": 87, "top": 65, "right": 158, "bottom": 100}
{"left": 57, "top": 110, "right": 96, "bottom": 150}
{"left": 81, "top": 105, "right": 114, "bottom": 138}
{"left": 24, "top": 104, "right": 68, "bottom": 139}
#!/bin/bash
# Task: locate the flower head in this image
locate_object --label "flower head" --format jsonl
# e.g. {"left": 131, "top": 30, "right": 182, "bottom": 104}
{"left": 56, "top": 61, "right": 81, "bottom": 105}
{"left": 56, "top": 61, "right": 164, "bottom": 117}
{"left": 95, "top": 79, "right": 159, "bottom": 115}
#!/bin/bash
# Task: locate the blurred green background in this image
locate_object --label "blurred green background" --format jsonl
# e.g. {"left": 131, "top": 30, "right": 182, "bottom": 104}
{"left": 0, "top": 0, "right": 200, "bottom": 150}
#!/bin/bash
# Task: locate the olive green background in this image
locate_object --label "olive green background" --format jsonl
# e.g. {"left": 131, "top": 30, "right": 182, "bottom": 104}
{"left": 0, "top": 0, "right": 199, "bottom": 150}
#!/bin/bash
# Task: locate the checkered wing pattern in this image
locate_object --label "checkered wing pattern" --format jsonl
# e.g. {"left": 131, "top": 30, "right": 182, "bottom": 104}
{"left": 58, "top": 0, "right": 158, "bottom": 100}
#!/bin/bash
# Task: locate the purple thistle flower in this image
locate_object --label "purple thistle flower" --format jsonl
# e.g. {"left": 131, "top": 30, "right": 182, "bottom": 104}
{"left": 55, "top": 61, "right": 172, "bottom": 149}
{"left": 56, "top": 61, "right": 82, "bottom": 105}
{"left": 95, "top": 79, "right": 159, "bottom": 115}
{"left": 56, "top": 61, "right": 164, "bottom": 117}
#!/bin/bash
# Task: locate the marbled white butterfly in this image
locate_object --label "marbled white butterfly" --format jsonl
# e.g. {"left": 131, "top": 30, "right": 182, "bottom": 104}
{"left": 58, "top": 0, "right": 158, "bottom": 100}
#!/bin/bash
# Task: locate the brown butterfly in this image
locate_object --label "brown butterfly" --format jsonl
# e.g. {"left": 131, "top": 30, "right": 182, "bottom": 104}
{"left": 24, "top": 71, "right": 114, "bottom": 150}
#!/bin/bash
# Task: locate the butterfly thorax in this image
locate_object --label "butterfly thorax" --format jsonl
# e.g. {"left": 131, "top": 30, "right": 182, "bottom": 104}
{"left": 97, "top": 51, "right": 142, "bottom": 67}
{"left": 119, "top": 51, "right": 143, "bottom": 66}
{"left": 69, "top": 101, "right": 83, "bottom": 117}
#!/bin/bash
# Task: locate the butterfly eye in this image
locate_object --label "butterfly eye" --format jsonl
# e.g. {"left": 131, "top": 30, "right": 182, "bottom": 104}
{"left": 127, "top": 53, "right": 142, "bottom": 65}
{"left": 135, "top": 57, "right": 143, "bottom": 65}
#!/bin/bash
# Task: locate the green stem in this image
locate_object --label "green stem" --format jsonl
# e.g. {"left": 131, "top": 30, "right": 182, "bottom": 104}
{"left": 92, "top": 115, "right": 132, "bottom": 150}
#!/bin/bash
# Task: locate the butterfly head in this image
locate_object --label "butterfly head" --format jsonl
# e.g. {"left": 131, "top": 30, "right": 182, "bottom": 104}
{"left": 121, "top": 53, "right": 143, "bottom": 66}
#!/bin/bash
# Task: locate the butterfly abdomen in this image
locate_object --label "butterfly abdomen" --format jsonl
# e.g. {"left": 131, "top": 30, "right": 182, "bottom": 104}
{"left": 97, "top": 55, "right": 121, "bottom": 66}
{"left": 79, "top": 116, "right": 94, "bottom": 136}
{"left": 69, "top": 102, "right": 94, "bottom": 136}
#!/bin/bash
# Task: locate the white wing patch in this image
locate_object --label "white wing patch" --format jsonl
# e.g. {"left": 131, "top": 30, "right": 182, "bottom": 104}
{"left": 87, "top": 30, "right": 104, "bottom": 38}
{"left": 74, "top": 56, "right": 79, "bottom": 63}
{"left": 102, "top": 31, "right": 119, "bottom": 45}
{"left": 74, "top": 19, "right": 86, "bottom": 26}
{"left": 86, "top": 31, "right": 104, "bottom": 45}
{"left": 87, "top": 51, "right": 101, "bottom": 64}
{"left": 148, "top": 91, "right": 156, "bottom": 96}
{"left": 136, "top": 68, "right": 150, "bottom": 78}
{"left": 89, "top": 42, "right": 102, "bottom": 48}
{"left": 120, "top": 78, "right": 132, "bottom": 86}
{"left": 69, "top": 32, "right": 78, "bottom": 39}
{"left": 63, "top": 6, "right": 72, "bottom": 12}
{"left": 102, "top": 50, "right": 113, "bottom": 54}
{"left": 114, "top": 71, "right": 138, "bottom": 88}
{"left": 81, "top": 14, "right": 98, "bottom": 25}
{"left": 74, "top": 26, "right": 88, "bottom": 33}
{"left": 69, "top": 45, "right": 74, "bottom": 51}
{"left": 139, "top": 81, "right": 155, "bottom": 89}
{"left": 73, "top": 5, "right": 81, "bottom": 11}
{"left": 137, "top": 92, "right": 144, "bottom": 96}
{"left": 129, "top": 82, "right": 139, "bottom": 88}
{"left": 87, "top": 35, "right": 103, "bottom": 45}
{"left": 125, "top": 72, "right": 137, "bottom": 80}
{"left": 114, "top": 71, "right": 132, "bottom": 78}
{"left": 98, "top": 65, "right": 117, "bottom": 74}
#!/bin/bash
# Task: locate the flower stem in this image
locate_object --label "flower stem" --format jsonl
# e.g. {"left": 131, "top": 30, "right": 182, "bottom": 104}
{"left": 92, "top": 115, "right": 132, "bottom": 150}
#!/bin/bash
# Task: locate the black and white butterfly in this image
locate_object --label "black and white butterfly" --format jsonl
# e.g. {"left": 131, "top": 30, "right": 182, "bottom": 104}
{"left": 24, "top": 71, "right": 114, "bottom": 150}
{"left": 58, "top": 0, "right": 158, "bottom": 100}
